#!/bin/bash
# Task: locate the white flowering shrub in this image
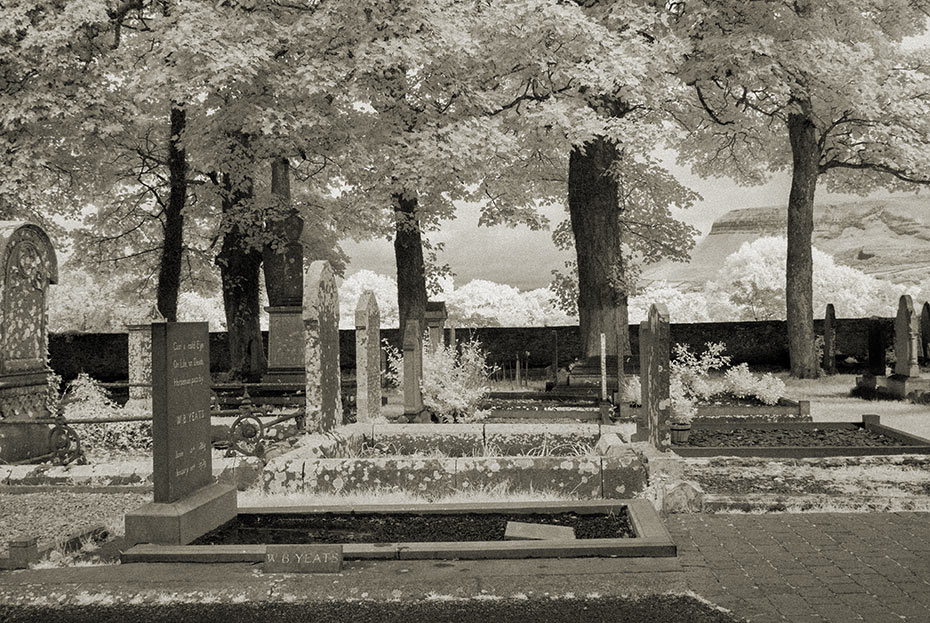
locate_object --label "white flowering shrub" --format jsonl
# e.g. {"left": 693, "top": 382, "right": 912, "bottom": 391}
{"left": 383, "top": 337, "right": 496, "bottom": 422}
{"left": 722, "top": 363, "right": 786, "bottom": 406}
{"left": 671, "top": 342, "right": 730, "bottom": 401}
{"left": 62, "top": 373, "right": 152, "bottom": 453}
{"left": 669, "top": 375, "right": 696, "bottom": 424}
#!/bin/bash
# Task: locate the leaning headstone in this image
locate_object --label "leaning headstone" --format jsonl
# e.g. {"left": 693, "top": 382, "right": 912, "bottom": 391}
{"left": 403, "top": 318, "right": 426, "bottom": 422}
{"left": 0, "top": 222, "right": 58, "bottom": 464}
{"left": 124, "top": 322, "right": 236, "bottom": 545}
{"left": 894, "top": 295, "right": 920, "bottom": 378}
{"left": 867, "top": 316, "right": 886, "bottom": 377}
{"left": 823, "top": 304, "right": 837, "bottom": 375}
{"left": 303, "top": 261, "right": 342, "bottom": 432}
{"left": 125, "top": 305, "right": 166, "bottom": 411}
{"left": 638, "top": 304, "right": 671, "bottom": 450}
{"left": 921, "top": 302, "right": 930, "bottom": 362}
{"left": 354, "top": 290, "right": 380, "bottom": 423}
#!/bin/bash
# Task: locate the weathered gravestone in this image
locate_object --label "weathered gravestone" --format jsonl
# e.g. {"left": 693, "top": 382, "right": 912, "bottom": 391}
{"left": 125, "top": 322, "right": 236, "bottom": 545}
{"left": 263, "top": 159, "right": 305, "bottom": 384}
{"left": 125, "top": 305, "right": 166, "bottom": 412}
{"left": 303, "top": 260, "right": 342, "bottom": 432}
{"left": 894, "top": 295, "right": 920, "bottom": 378}
{"left": 633, "top": 304, "right": 671, "bottom": 450}
{"left": 355, "top": 290, "right": 380, "bottom": 423}
{"left": 823, "top": 303, "right": 837, "bottom": 375}
{"left": 0, "top": 222, "right": 58, "bottom": 464}
{"left": 425, "top": 301, "right": 447, "bottom": 350}
{"left": 403, "top": 318, "right": 427, "bottom": 422}
{"left": 921, "top": 302, "right": 930, "bottom": 363}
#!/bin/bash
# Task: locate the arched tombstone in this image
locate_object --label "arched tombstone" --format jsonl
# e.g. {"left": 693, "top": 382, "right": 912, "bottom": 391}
{"left": 303, "top": 260, "right": 342, "bottom": 432}
{"left": 894, "top": 295, "right": 920, "bottom": 378}
{"left": 920, "top": 302, "right": 930, "bottom": 364}
{"left": 0, "top": 222, "right": 58, "bottom": 463}
{"left": 354, "top": 290, "right": 380, "bottom": 423}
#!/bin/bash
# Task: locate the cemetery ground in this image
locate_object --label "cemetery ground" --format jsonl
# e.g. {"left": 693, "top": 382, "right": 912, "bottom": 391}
{"left": 4, "top": 376, "right": 930, "bottom": 621}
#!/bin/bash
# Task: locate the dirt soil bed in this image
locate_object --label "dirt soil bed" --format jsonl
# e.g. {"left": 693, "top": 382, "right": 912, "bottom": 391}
{"left": 686, "top": 427, "right": 902, "bottom": 448}
{"left": 193, "top": 510, "right": 634, "bottom": 545}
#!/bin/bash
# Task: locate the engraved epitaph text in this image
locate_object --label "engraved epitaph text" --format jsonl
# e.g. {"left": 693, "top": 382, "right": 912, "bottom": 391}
{"left": 152, "top": 322, "right": 212, "bottom": 503}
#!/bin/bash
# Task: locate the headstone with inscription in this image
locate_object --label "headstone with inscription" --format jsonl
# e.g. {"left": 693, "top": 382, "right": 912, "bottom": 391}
{"left": 0, "top": 222, "right": 58, "bottom": 464}
{"left": 125, "top": 305, "right": 166, "bottom": 412}
{"left": 823, "top": 303, "right": 837, "bottom": 375}
{"left": 355, "top": 290, "right": 380, "bottom": 423}
{"left": 303, "top": 260, "right": 342, "bottom": 432}
{"left": 124, "top": 322, "right": 236, "bottom": 545}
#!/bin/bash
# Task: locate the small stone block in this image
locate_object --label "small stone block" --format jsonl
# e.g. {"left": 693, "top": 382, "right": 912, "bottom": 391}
{"left": 504, "top": 521, "right": 575, "bottom": 541}
{"left": 125, "top": 483, "right": 237, "bottom": 546}
{"left": 264, "top": 544, "right": 342, "bottom": 573}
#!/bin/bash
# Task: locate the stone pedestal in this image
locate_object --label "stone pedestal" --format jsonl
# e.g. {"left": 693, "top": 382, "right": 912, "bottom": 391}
{"left": 264, "top": 305, "right": 304, "bottom": 383}
{"left": 125, "top": 482, "right": 237, "bottom": 546}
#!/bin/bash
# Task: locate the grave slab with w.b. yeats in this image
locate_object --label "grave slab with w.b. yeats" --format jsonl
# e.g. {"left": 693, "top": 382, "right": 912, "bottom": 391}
{"left": 125, "top": 322, "right": 237, "bottom": 546}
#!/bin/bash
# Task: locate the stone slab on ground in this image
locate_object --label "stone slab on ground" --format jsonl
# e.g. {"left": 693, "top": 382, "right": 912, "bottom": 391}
{"left": 504, "top": 521, "right": 576, "bottom": 541}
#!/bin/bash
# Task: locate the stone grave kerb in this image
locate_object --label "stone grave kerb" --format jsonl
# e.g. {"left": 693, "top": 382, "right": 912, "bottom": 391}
{"left": 0, "top": 222, "right": 59, "bottom": 464}
{"left": 303, "top": 260, "right": 342, "bottom": 433}
{"left": 125, "top": 305, "right": 166, "bottom": 411}
{"left": 355, "top": 290, "right": 381, "bottom": 423}
{"left": 894, "top": 294, "right": 920, "bottom": 378}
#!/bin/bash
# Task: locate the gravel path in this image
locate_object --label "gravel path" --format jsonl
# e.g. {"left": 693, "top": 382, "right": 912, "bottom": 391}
{"left": 0, "top": 492, "right": 150, "bottom": 557}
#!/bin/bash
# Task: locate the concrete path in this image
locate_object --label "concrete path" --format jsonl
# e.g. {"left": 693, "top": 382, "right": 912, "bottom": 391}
{"left": 1, "top": 512, "right": 929, "bottom": 622}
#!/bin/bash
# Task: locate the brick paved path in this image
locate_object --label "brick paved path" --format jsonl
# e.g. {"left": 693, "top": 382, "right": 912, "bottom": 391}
{"left": 669, "top": 513, "right": 930, "bottom": 622}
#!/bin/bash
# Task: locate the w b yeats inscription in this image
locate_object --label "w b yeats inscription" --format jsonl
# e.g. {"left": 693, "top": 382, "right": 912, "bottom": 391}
{"left": 151, "top": 322, "right": 212, "bottom": 503}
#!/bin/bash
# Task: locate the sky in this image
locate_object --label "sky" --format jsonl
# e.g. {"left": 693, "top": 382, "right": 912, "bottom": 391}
{"left": 340, "top": 159, "right": 926, "bottom": 292}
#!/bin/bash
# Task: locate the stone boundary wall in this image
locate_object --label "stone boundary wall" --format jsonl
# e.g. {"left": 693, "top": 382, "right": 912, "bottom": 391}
{"left": 47, "top": 317, "right": 893, "bottom": 382}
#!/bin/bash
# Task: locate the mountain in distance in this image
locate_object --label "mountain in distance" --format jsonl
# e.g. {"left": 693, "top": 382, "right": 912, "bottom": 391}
{"left": 641, "top": 197, "right": 930, "bottom": 291}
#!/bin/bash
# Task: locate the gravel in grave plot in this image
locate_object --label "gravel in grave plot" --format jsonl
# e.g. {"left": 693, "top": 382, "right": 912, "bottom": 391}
{"left": 193, "top": 510, "right": 634, "bottom": 545}
{"left": 686, "top": 427, "right": 903, "bottom": 447}
{"left": 684, "top": 455, "right": 930, "bottom": 497}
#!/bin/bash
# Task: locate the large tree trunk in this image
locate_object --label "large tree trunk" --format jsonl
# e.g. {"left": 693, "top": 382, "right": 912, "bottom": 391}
{"left": 217, "top": 165, "right": 267, "bottom": 382}
{"left": 568, "top": 138, "right": 629, "bottom": 359}
{"left": 786, "top": 111, "right": 820, "bottom": 378}
{"left": 262, "top": 157, "right": 303, "bottom": 306}
{"left": 156, "top": 105, "right": 186, "bottom": 321}
{"left": 393, "top": 191, "right": 427, "bottom": 341}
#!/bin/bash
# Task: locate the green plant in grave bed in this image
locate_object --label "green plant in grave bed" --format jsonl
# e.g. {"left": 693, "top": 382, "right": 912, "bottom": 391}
{"left": 61, "top": 373, "right": 152, "bottom": 453}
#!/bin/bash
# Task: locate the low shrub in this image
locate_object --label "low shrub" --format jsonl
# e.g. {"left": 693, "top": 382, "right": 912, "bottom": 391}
{"left": 61, "top": 373, "right": 152, "bottom": 453}
{"left": 384, "top": 336, "right": 497, "bottom": 422}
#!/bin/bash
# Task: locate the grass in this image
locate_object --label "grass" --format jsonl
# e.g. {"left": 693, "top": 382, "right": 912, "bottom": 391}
{"left": 778, "top": 373, "right": 929, "bottom": 422}
{"left": 238, "top": 481, "right": 581, "bottom": 508}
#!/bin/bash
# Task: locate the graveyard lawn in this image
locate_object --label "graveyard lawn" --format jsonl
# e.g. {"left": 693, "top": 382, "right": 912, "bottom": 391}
{"left": 684, "top": 455, "right": 930, "bottom": 510}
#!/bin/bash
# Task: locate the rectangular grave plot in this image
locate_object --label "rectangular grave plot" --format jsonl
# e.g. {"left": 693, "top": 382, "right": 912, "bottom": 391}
{"left": 152, "top": 322, "right": 212, "bottom": 503}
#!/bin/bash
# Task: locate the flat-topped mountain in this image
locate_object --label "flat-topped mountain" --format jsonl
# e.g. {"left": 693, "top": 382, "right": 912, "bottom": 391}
{"left": 642, "top": 197, "right": 930, "bottom": 290}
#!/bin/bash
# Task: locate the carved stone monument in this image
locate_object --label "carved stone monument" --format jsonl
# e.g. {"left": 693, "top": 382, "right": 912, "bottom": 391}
{"left": 124, "top": 322, "right": 236, "bottom": 545}
{"left": 0, "top": 222, "right": 58, "bottom": 464}
{"left": 303, "top": 260, "right": 342, "bottom": 432}
{"left": 633, "top": 304, "right": 671, "bottom": 450}
{"left": 262, "top": 159, "right": 305, "bottom": 384}
{"left": 403, "top": 318, "right": 427, "bottom": 422}
{"left": 886, "top": 295, "right": 930, "bottom": 398}
{"left": 822, "top": 303, "right": 837, "bottom": 375}
{"left": 125, "top": 305, "right": 166, "bottom": 412}
{"left": 355, "top": 290, "right": 380, "bottom": 423}
{"left": 424, "top": 301, "right": 447, "bottom": 350}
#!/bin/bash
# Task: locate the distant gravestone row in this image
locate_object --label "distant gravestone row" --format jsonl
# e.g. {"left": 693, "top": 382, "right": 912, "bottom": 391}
{"left": 856, "top": 294, "right": 930, "bottom": 399}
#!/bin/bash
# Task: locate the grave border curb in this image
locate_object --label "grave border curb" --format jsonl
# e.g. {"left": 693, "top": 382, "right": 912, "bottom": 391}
{"left": 120, "top": 499, "right": 676, "bottom": 563}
